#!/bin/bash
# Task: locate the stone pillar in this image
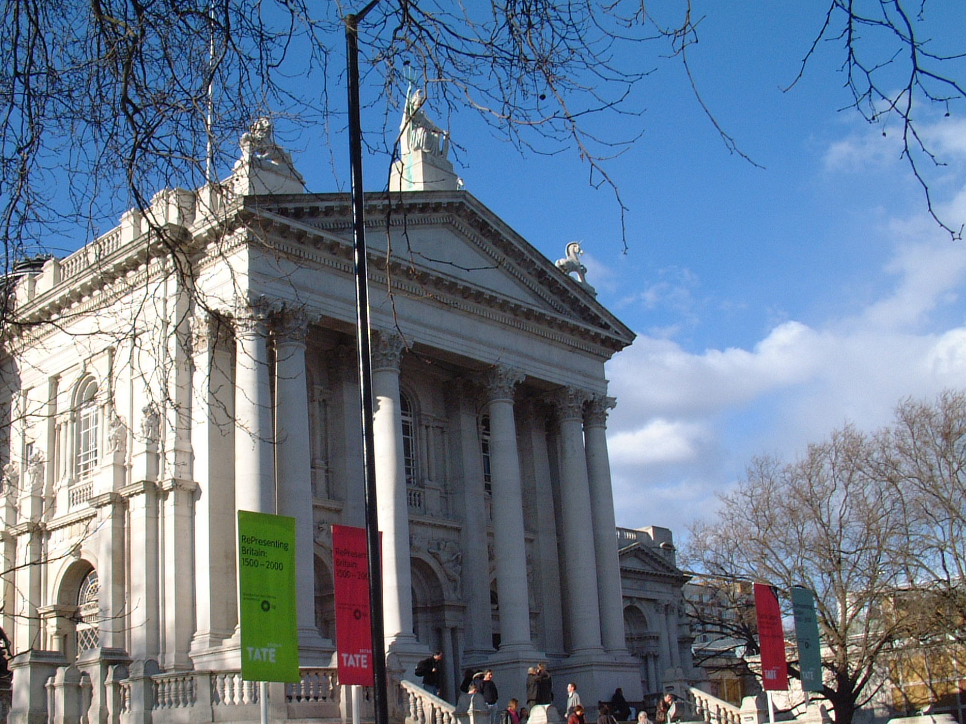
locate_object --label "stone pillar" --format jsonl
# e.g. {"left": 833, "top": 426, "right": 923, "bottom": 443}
{"left": 91, "top": 493, "right": 126, "bottom": 651}
{"left": 370, "top": 332, "right": 417, "bottom": 648}
{"left": 552, "top": 387, "right": 602, "bottom": 654}
{"left": 485, "top": 366, "right": 532, "bottom": 651}
{"left": 12, "top": 524, "right": 43, "bottom": 651}
{"left": 160, "top": 479, "right": 195, "bottom": 670}
{"left": 120, "top": 482, "right": 159, "bottom": 660}
{"left": 234, "top": 298, "right": 274, "bottom": 514}
{"left": 275, "top": 310, "right": 330, "bottom": 663}
{"left": 518, "top": 402, "right": 564, "bottom": 656}
{"left": 455, "top": 386, "right": 492, "bottom": 658}
{"left": 584, "top": 394, "right": 627, "bottom": 653}
{"left": 667, "top": 605, "right": 681, "bottom": 669}
{"left": 188, "top": 314, "right": 236, "bottom": 658}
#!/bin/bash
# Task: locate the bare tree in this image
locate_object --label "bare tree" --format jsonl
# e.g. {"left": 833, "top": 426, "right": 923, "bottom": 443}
{"left": 685, "top": 428, "right": 913, "bottom": 724}
{"left": 874, "top": 391, "right": 966, "bottom": 644}
{"left": 1, "top": 0, "right": 963, "bottom": 300}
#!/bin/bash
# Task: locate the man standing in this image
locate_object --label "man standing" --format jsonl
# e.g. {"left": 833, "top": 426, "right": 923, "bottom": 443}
{"left": 416, "top": 651, "right": 443, "bottom": 696}
{"left": 481, "top": 669, "right": 500, "bottom": 724}
{"left": 534, "top": 663, "right": 553, "bottom": 705}
{"left": 566, "top": 682, "right": 582, "bottom": 717}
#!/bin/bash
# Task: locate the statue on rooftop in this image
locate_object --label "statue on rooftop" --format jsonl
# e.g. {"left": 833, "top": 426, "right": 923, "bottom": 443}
{"left": 401, "top": 88, "right": 449, "bottom": 159}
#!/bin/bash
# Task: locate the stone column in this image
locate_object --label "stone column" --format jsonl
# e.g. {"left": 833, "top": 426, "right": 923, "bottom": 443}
{"left": 121, "top": 481, "right": 159, "bottom": 660}
{"left": 91, "top": 492, "right": 127, "bottom": 651}
{"left": 275, "top": 310, "right": 330, "bottom": 663}
{"left": 485, "top": 366, "right": 532, "bottom": 651}
{"left": 667, "top": 604, "right": 681, "bottom": 669}
{"left": 552, "top": 386, "right": 603, "bottom": 654}
{"left": 584, "top": 394, "right": 627, "bottom": 653}
{"left": 234, "top": 298, "right": 274, "bottom": 514}
{"left": 160, "top": 479, "right": 196, "bottom": 670}
{"left": 454, "top": 384, "right": 492, "bottom": 657}
{"left": 370, "top": 332, "right": 417, "bottom": 648}
{"left": 189, "top": 313, "right": 236, "bottom": 658}
{"left": 518, "top": 402, "right": 564, "bottom": 655}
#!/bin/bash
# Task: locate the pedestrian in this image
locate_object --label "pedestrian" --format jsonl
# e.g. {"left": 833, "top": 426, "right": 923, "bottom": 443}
{"left": 568, "top": 704, "right": 586, "bottom": 724}
{"left": 598, "top": 704, "right": 618, "bottom": 724}
{"left": 637, "top": 710, "right": 651, "bottom": 724}
{"left": 611, "top": 688, "right": 631, "bottom": 721}
{"left": 482, "top": 669, "right": 500, "bottom": 724}
{"left": 534, "top": 663, "right": 553, "bottom": 705}
{"left": 502, "top": 698, "right": 522, "bottom": 724}
{"left": 656, "top": 694, "right": 677, "bottom": 724}
{"left": 460, "top": 669, "right": 475, "bottom": 694}
{"left": 566, "top": 682, "right": 581, "bottom": 717}
{"left": 525, "top": 667, "right": 539, "bottom": 710}
{"left": 415, "top": 651, "right": 443, "bottom": 696}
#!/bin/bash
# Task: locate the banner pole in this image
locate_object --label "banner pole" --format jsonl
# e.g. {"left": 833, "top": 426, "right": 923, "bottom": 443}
{"left": 767, "top": 691, "right": 775, "bottom": 724}
{"left": 260, "top": 682, "right": 269, "bottom": 724}
{"left": 353, "top": 685, "right": 361, "bottom": 724}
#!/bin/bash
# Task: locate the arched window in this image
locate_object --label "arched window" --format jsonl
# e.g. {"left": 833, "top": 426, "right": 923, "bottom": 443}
{"left": 479, "top": 415, "right": 492, "bottom": 495}
{"left": 75, "top": 570, "right": 99, "bottom": 652}
{"left": 76, "top": 378, "right": 98, "bottom": 479}
{"left": 400, "top": 392, "right": 418, "bottom": 485}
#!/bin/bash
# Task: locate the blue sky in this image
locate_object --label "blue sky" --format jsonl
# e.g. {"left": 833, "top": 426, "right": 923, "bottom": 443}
{"left": 311, "top": 2, "right": 966, "bottom": 537}
{"left": 36, "top": 2, "right": 966, "bottom": 539}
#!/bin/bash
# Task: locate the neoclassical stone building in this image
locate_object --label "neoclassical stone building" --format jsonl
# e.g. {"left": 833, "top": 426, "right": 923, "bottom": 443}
{"left": 618, "top": 527, "right": 696, "bottom": 698}
{"left": 0, "top": 108, "right": 640, "bottom": 724}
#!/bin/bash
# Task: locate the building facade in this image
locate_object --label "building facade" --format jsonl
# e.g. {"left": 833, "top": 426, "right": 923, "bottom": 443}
{"left": 618, "top": 527, "right": 697, "bottom": 700}
{"left": 0, "top": 106, "right": 641, "bottom": 724}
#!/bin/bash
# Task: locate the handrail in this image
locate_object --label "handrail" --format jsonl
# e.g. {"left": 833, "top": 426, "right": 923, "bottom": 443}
{"left": 686, "top": 686, "right": 741, "bottom": 724}
{"left": 400, "top": 679, "right": 459, "bottom": 724}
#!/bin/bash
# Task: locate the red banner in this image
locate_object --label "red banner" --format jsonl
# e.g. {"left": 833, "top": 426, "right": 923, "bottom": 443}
{"left": 754, "top": 583, "right": 789, "bottom": 690}
{"left": 332, "top": 525, "right": 374, "bottom": 686}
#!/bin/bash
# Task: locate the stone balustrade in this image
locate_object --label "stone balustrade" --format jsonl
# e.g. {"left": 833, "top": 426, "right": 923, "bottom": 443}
{"left": 401, "top": 679, "right": 460, "bottom": 724}
{"left": 687, "top": 686, "right": 741, "bottom": 724}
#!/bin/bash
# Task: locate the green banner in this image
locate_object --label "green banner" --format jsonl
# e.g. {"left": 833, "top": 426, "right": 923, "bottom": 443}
{"left": 792, "top": 586, "right": 823, "bottom": 692}
{"left": 238, "top": 511, "right": 300, "bottom": 682}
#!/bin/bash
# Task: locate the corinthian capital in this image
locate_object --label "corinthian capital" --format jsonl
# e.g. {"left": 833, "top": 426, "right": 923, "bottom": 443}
{"left": 584, "top": 394, "right": 616, "bottom": 427}
{"left": 370, "top": 331, "right": 405, "bottom": 372}
{"left": 275, "top": 308, "right": 309, "bottom": 344}
{"left": 551, "top": 386, "right": 590, "bottom": 422}
{"left": 233, "top": 294, "right": 277, "bottom": 337}
{"left": 484, "top": 366, "right": 525, "bottom": 403}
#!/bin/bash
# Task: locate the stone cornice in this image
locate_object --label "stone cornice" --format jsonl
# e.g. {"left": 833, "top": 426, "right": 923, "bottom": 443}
{"left": 46, "top": 506, "right": 97, "bottom": 532}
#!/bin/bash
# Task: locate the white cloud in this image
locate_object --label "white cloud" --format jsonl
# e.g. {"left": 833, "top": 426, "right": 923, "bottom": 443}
{"left": 608, "top": 419, "right": 709, "bottom": 466}
{"left": 606, "top": 225, "right": 966, "bottom": 534}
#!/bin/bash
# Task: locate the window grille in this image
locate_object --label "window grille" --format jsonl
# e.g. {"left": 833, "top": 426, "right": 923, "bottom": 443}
{"left": 76, "top": 570, "right": 99, "bottom": 652}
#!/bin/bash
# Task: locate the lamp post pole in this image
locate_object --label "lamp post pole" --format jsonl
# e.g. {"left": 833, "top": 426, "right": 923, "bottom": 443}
{"left": 344, "top": 6, "right": 390, "bottom": 724}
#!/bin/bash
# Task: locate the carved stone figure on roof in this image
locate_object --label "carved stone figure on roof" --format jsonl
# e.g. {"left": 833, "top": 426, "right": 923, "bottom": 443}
{"left": 402, "top": 88, "right": 449, "bottom": 159}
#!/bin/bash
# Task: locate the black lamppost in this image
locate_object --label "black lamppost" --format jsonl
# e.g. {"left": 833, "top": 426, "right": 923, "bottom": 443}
{"left": 344, "top": 5, "right": 390, "bottom": 724}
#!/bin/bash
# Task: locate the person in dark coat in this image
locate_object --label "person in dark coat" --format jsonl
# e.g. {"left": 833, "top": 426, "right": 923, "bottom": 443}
{"left": 611, "top": 688, "right": 631, "bottom": 721}
{"left": 416, "top": 651, "right": 443, "bottom": 696}
{"left": 534, "top": 663, "right": 553, "bottom": 705}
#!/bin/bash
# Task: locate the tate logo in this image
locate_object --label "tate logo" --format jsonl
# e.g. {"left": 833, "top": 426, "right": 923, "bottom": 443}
{"left": 341, "top": 653, "right": 369, "bottom": 668}
{"left": 247, "top": 647, "right": 277, "bottom": 662}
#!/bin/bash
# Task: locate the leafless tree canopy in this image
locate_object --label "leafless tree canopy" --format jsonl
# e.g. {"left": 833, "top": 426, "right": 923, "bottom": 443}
{"left": 0, "top": 0, "right": 963, "bottom": 282}
{"left": 685, "top": 391, "right": 966, "bottom": 724}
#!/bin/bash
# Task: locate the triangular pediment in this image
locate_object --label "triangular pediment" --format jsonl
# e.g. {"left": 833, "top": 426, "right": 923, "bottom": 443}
{"left": 619, "top": 543, "right": 688, "bottom": 580}
{"left": 241, "top": 190, "right": 635, "bottom": 356}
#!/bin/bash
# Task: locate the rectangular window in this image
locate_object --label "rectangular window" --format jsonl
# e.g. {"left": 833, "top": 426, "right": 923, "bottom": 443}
{"left": 77, "top": 402, "right": 98, "bottom": 479}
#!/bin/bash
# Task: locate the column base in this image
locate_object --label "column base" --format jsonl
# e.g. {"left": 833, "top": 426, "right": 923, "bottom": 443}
{"left": 553, "top": 652, "right": 644, "bottom": 713}
{"left": 297, "top": 626, "right": 335, "bottom": 667}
